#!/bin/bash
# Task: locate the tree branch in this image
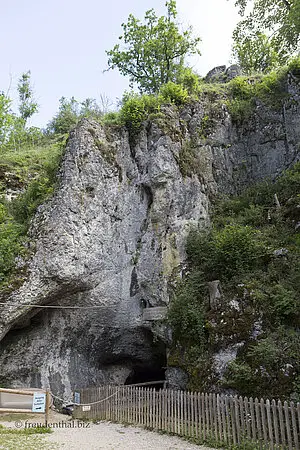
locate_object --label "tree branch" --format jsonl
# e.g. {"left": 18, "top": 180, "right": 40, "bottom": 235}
{"left": 281, "top": 0, "right": 291, "bottom": 9}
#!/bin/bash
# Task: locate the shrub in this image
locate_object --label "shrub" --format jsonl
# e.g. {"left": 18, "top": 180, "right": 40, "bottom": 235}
{"left": 225, "top": 329, "right": 300, "bottom": 399}
{"left": 187, "top": 225, "right": 270, "bottom": 281}
{"left": 177, "top": 67, "right": 201, "bottom": 95}
{"left": 0, "top": 143, "right": 62, "bottom": 287}
{"left": 119, "top": 92, "right": 161, "bottom": 144}
{"left": 159, "top": 82, "right": 188, "bottom": 105}
{"left": 168, "top": 272, "right": 207, "bottom": 346}
{"left": 0, "top": 220, "right": 24, "bottom": 281}
{"left": 102, "top": 111, "right": 122, "bottom": 127}
{"left": 169, "top": 163, "right": 300, "bottom": 398}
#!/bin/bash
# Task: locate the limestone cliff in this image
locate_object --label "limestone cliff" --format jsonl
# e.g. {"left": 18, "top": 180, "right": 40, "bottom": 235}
{"left": 0, "top": 72, "right": 299, "bottom": 398}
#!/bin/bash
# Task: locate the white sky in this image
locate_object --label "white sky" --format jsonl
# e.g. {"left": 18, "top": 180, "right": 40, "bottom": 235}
{"left": 0, "top": 0, "right": 240, "bottom": 127}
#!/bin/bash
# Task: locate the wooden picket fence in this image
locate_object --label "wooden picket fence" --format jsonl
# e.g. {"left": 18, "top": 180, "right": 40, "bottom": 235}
{"left": 74, "top": 385, "right": 300, "bottom": 449}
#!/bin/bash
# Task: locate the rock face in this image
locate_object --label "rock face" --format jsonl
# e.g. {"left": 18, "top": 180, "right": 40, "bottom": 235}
{"left": 205, "top": 65, "right": 243, "bottom": 83}
{"left": 0, "top": 75, "right": 299, "bottom": 397}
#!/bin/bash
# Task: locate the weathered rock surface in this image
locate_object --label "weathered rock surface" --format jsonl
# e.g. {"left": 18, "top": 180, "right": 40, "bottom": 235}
{"left": 205, "top": 64, "right": 243, "bottom": 83}
{"left": 0, "top": 75, "right": 299, "bottom": 397}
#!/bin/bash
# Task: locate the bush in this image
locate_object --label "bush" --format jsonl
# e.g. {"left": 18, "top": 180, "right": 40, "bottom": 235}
{"left": 11, "top": 176, "right": 54, "bottom": 227}
{"left": 225, "top": 329, "right": 300, "bottom": 398}
{"left": 0, "top": 220, "right": 24, "bottom": 281}
{"left": 177, "top": 67, "right": 201, "bottom": 94}
{"left": 102, "top": 111, "right": 122, "bottom": 127}
{"left": 187, "top": 225, "right": 270, "bottom": 281}
{"left": 159, "top": 82, "right": 188, "bottom": 105}
{"left": 168, "top": 271, "right": 207, "bottom": 346}
{"left": 119, "top": 92, "right": 161, "bottom": 143}
{"left": 0, "top": 143, "right": 62, "bottom": 286}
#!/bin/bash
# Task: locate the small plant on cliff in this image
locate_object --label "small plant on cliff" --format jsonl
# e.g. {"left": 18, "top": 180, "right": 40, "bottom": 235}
{"left": 224, "top": 328, "right": 300, "bottom": 399}
{"left": 119, "top": 91, "right": 162, "bottom": 144}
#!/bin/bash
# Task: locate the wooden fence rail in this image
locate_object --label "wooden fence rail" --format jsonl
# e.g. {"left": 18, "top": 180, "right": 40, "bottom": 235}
{"left": 74, "top": 386, "right": 300, "bottom": 449}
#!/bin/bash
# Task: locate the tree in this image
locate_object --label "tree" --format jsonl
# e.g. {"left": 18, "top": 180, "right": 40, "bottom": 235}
{"left": 47, "top": 97, "right": 80, "bottom": 135}
{"left": 232, "top": 0, "right": 300, "bottom": 56}
{"left": 17, "top": 71, "right": 38, "bottom": 125}
{"left": 106, "top": 0, "right": 201, "bottom": 94}
{"left": 47, "top": 96, "right": 104, "bottom": 135}
{"left": 0, "top": 93, "right": 14, "bottom": 146}
{"left": 232, "top": 31, "right": 287, "bottom": 74}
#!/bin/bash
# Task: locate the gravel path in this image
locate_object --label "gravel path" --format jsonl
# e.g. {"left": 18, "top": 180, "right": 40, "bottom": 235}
{"left": 0, "top": 412, "right": 217, "bottom": 450}
{"left": 45, "top": 419, "right": 214, "bottom": 449}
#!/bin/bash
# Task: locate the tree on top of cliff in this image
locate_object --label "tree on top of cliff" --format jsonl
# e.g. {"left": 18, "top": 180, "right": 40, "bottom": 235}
{"left": 232, "top": 31, "right": 288, "bottom": 74}
{"left": 105, "top": 1, "right": 201, "bottom": 94}
{"left": 232, "top": 0, "right": 300, "bottom": 58}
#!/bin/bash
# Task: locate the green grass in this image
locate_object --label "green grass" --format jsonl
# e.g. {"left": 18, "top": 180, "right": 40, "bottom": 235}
{"left": 0, "top": 143, "right": 62, "bottom": 189}
{"left": 0, "top": 142, "right": 63, "bottom": 288}
{"left": 0, "top": 423, "right": 54, "bottom": 450}
{"left": 0, "top": 413, "right": 35, "bottom": 422}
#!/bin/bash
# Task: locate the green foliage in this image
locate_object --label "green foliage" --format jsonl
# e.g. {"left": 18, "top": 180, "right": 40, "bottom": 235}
{"left": 17, "top": 71, "right": 39, "bottom": 124}
{"left": 177, "top": 140, "right": 199, "bottom": 177}
{"left": 118, "top": 77, "right": 196, "bottom": 143}
{"left": 11, "top": 176, "right": 54, "bottom": 227}
{"left": 0, "top": 423, "right": 53, "bottom": 450}
{"left": 106, "top": 0, "right": 201, "bottom": 93}
{"left": 187, "top": 225, "right": 270, "bottom": 281}
{"left": 232, "top": 31, "right": 288, "bottom": 75}
{"left": 225, "top": 328, "right": 300, "bottom": 398}
{"left": 47, "top": 96, "right": 103, "bottom": 135}
{"left": 0, "top": 93, "right": 14, "bottom": 146}
{"left": 159, "top": 82, "right": 188, "bottom": 105}
{"left": 0, "top": 143, "right": 62, "bottom": 287}
{"left": 224, "top": 58, "right": 300, "bottom": 121}
{"left": 169, "top": 163, "right": 300, "bottom": 398}
{"left": 101, "top": 112, "right": 122, "bottom": 127}
{"left": 0, "top": 219, "right": 24, "bottom": 282}
{"left": 233, "top": 0, "right": 300, "bottom": 57}
{"left": 168, "top": 272, "right": 207, "bottom": 346}
{"left": 119, "top": 91, "right": 161, "bottom": 143}
{"left": 177, "top": 67, "right": 201, "bottom": 95}
{"left": 0, "top": 72, "right": 48, "bottom": 151}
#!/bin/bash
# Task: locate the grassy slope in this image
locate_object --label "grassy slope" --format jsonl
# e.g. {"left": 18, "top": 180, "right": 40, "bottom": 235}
{"left": 0, "top": 142, "right": 62, "bottom": 290}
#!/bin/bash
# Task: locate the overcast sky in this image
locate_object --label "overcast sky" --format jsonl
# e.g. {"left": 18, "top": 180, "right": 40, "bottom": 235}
{"left": 0, "top": 0, "right": 240, "bottom": 127}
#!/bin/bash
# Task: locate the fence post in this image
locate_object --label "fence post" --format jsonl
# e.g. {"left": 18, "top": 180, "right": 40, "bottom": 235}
{"left": 290, "top": 401, "right": 299, "bottom": 450}
{"left": 260, "top": 397, "right": 268, "bottom": 445}
{"left": 265, "top": 399, "right": 274, "bottom": 448}
{"left": 45, "top": 389, "right": 50, "bottom": 425}
{"left": 284, "top": 401, "right": 293, "bottom": 450}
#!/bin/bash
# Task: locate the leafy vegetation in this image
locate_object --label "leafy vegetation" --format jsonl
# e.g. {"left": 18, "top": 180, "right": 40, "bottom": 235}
{"left": 232, "top": 0, "right": 300, "bottom": 59}
{"left": 225, "top": 57, "right": 300, "bottom": 121}
{"left": 102, "top": 56, "right": 300, "bottom": 145}
{"left": 17, "top": 71, "right": 39, "bottom": 125}
{"left": 232, "top": 31, "right": 287, "bottom": 75}
{"left": 46, "top": 96, "right": 103, "bottom": 135}
{"left": 106, "top": 0, "right": 201, "bottom": 94}
{"left": 0, "top": 143, "right": 62, "bottom": 288}
{"left": 168, "top": 163, "right": 300, "bottom": 399}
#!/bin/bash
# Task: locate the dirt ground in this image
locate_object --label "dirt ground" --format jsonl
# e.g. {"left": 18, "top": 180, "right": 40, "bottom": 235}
{"left": 0, "top": 411, "right": 217, "bottom": 450}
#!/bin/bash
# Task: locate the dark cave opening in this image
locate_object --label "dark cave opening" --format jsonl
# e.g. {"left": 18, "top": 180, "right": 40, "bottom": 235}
{"left": 125, "top": 364, "right": 166, "bottom": 388}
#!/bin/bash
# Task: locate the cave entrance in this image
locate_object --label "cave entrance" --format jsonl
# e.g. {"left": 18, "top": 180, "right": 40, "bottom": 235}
{"left": 125, "top": 364, "right": 166, "bottom": 389}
